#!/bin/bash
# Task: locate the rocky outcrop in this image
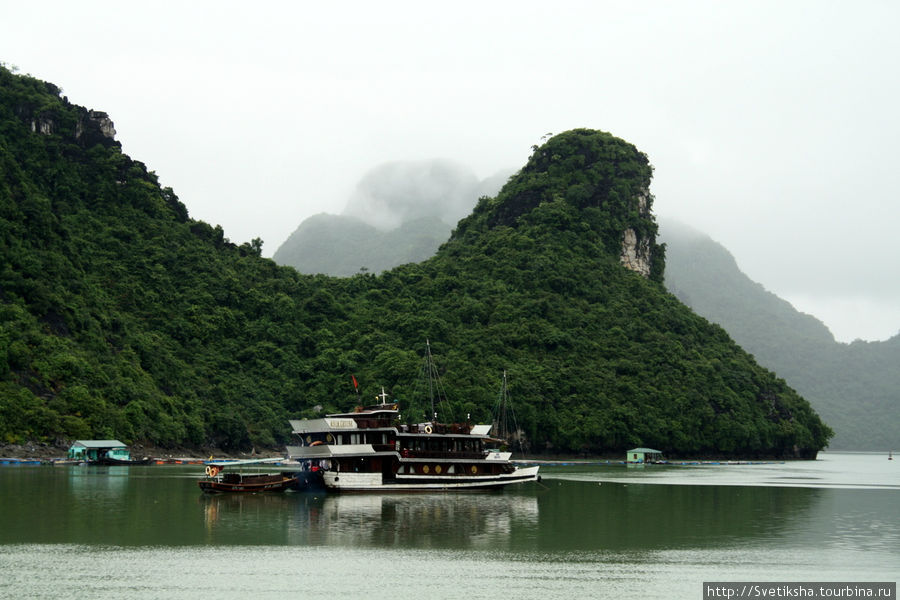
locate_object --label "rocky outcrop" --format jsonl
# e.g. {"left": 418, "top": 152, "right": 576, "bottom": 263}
{"left": 30, "top": 117, "right": 54, "bottom": 135}
{"left": 74, "top": 110, "right": 116, "bottom": 146}
{"left": 7, "top": 69, "right": 116, "bottom": 147}
{"left": 89, "top": 110, "right": 116, "bottom": 139}
{"left": 619, "top": 185, "right": 654, "bottom": 277}
{"left": 22, "top": 102, "right": 115, "bottom": 147}
{"left": 620, "top": 228, "right": 652, "bottom": 276}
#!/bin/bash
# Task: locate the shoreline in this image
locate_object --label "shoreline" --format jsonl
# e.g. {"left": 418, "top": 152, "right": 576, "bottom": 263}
{"left": 1, "top": 442, "right": 864, "bottom": 463}
{"left": 0, "top": 442, "right": 284, "bottom": 462}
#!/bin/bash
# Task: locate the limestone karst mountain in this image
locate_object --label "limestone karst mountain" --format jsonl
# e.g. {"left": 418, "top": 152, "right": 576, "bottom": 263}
{"left": 0, "top": 66, "right": 830, "bottom": 455}
{"left": 276, "top": 167, "right": 894, "bottom": 452}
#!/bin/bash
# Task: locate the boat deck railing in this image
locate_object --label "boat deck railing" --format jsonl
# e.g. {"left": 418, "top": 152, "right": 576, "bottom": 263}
{"left": 399, "top": 424, "right": 472, "bottom": 435}
{"left": 399, "top": 450, "right": 486, "bottom": 460}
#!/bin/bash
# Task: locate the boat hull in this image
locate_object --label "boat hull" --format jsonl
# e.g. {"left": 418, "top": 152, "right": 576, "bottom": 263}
{"left": 198, "top": 474, "right": 296, "bottom": 494}
{"left": 323, "top": 466, "right": 540, "bottom": 492}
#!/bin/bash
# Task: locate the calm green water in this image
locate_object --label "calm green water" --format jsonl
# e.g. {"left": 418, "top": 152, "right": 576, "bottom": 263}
{"left": 0, "top": 452, "right": 896, "bottom": 599}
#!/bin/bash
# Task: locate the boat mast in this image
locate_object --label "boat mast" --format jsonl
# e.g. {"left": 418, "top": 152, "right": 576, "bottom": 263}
{"left": 493, "top": 370, "right": 524, "bottom": 453}
{"left": 495, "top": 370, "right": 508, "bottom": 441}
{"left": 417, "top": 339, "right": 451, "bottom": 423}
{"left": 426, "top": 339, "right": 436, "bottom": 420}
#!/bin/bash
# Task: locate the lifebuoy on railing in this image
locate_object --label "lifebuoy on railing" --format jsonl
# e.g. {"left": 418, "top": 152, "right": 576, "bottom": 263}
{"left": 424, "top": 425, "right": 433, "bottom": 434}
{"left": 206, "top": 465, "right": 220, "bottom": 478}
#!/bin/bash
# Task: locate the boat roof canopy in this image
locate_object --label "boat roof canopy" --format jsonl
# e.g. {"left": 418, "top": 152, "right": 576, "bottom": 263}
{"left": 627, "top": 447, "right": 663, "bottom": 454}
{"left": 203, "top": 458, "right": 285, "bottom": 467}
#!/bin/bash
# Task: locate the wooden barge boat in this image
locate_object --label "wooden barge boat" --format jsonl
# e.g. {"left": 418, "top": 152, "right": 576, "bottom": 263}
{"left": 198, "top": 458, "right": 325, "bottom": 493}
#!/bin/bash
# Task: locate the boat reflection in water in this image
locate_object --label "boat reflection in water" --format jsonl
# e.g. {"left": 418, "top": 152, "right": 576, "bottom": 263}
{"left": 306, "top": 492, "right": 539, "bottom": 548}
{"left": 199, "top": 491, "right": 539, "bottom": 549}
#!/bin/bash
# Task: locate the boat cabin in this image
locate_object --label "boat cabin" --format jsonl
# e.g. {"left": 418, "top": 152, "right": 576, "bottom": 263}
{"left": 68, "top": 440, "right": 131, "bottom": 462}
{"left": 290, "top": 412, "right": 489, "bottom": 461}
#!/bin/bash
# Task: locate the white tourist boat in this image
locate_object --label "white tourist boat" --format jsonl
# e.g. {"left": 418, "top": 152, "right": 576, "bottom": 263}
{"left": 287, "top": 344, "right": 539, "bottom": 492}
{"left": 286, "top": 396, "right": 540, "bottom": 491}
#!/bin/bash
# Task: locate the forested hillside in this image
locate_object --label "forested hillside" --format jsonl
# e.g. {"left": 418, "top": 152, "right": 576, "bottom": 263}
{"left": 0, "top": 67, "right": 831, "bottom": 457}
{"left": 278, "top": 180, "right": 896, "bottom": 452}
{"left": 661, "top": 221, "right": 899, "bottom": 450}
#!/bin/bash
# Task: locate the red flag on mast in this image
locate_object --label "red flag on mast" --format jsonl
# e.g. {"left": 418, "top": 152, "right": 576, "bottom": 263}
{"left": 351, "top": 374, "right": 359, "bottom": 391}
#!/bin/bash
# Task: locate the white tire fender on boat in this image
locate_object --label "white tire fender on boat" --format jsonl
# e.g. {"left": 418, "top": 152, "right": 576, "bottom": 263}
{"left": 424, "top": 425, "right": 433, "bottom": 434}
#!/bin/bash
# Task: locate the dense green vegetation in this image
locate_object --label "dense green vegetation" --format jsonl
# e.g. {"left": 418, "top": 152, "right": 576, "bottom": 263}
{"left": 661, "top": 221, "right": 899, "bottom": 450}
{"left": 0, "top": 66, "right": 831, "bottom": 456}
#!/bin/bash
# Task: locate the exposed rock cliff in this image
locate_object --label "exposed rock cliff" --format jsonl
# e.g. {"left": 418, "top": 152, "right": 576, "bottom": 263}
{"left": 621, "top": 227, "right": 652, "bottom": 276}
{"left": 77, "top": 110, "right": 116, "bottom": 142}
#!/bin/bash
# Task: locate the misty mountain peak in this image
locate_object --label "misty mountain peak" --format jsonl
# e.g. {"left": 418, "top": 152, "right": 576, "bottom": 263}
{"left": 342, "top": 159, "right": 481, "bottom": 230}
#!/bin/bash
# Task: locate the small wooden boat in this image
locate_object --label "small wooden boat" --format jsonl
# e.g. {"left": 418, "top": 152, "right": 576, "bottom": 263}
{"left": 198, "top": 458, "right": 298, "bottom": 493}
{"left": 199, "top": 472, "right": 297, "bottom": 493}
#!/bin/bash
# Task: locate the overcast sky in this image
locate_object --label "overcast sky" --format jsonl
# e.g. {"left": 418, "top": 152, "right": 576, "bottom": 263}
{"left": 3, "top": 1, "right": 898, "bottom": 343}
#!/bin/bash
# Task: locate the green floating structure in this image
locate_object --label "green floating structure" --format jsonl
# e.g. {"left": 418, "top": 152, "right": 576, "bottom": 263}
{"left": 626, "top": 447, "right": 664, "bottom": 464}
